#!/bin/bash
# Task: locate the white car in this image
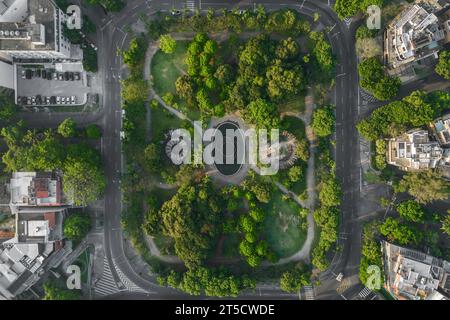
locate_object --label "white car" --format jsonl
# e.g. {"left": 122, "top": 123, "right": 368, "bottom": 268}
{"left": 336, "top": 273, "right": 344, "bottom": 282}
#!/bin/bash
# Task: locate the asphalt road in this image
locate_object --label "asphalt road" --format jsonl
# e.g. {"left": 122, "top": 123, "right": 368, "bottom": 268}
{"left": 13, "top": 0, "right": 412, "bottom": 300}
{"left": 96, "top": 0, "right": 364, "bottom": 300}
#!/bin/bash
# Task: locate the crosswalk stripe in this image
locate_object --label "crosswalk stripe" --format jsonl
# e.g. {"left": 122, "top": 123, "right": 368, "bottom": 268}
{"left": 93, "top": 258, "right": 121, "bottom": 297}
{"left": 359, "top": 287, "right": 372, "bottom": 298}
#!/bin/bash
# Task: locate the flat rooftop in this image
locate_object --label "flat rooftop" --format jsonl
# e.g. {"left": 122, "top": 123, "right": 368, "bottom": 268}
{"left": 0, "top": 0, "right": 55, "bottom": 51}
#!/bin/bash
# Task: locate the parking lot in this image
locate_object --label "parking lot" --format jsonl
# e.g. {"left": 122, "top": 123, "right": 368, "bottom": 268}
{"left": 16, "top": 65, "right": 91, "bottom": 107}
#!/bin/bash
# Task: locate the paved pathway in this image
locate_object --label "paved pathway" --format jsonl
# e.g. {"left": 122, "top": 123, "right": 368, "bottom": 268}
{"left": 144, "top": 39, "right": 318, "bottom": 265}
{"left": 273, "top": 88, "right": 317, "bottom": 264}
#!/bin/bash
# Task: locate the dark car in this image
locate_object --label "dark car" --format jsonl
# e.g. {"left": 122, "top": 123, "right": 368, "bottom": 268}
{"left": 36, "top": 69, "right": 41, "bottom": 77}
{"left": 25, "top": 69, "right": 32, "bottom": 79}
{"left": 64, "top": 72, "right": 70, "bottom": 81}
{"left": 42, "top": 70, "right": 47, "bottom": 78}
{"left": 69, "top": 72, "right": 74, "bottom": 81}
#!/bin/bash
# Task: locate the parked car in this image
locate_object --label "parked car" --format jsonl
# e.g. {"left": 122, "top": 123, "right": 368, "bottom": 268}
{"left": 58, "top": 73, "right": 63, "bottom": 81}
{"left": 171, "top": 9, "right": 181, "bottom": 15}
{"left": 71, "top": 96, "right": 76, "bottom": 104}
{"left": 50, "top": 96, "right": 56, "bottom": 104}
{"left": 47, "top": 72, "right": 52, "bottom": 80}
{"left": 74, "top": 72, "right": 81, "bottom": 81}
{"left": 56, "top": 96, "right": 61, "bottom": 104}
{"left": 69, "top": 72, "right": 74, "bottom": 81}
{"left": 53, "top": 72, "right": 58, "bottom": 80}
{"left": 36, "top": 69, "right": 41, "bottom": 77}
{"left": 42, "top": 70, "right": 47, "bottom": 78}
{"left": 21, "top": 70, "right": 26, "bottom": 79}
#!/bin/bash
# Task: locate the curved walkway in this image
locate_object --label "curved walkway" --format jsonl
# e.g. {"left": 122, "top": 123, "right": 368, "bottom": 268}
{"left": 144, "top": 36, "right": 318, "bottom": 264}
{"left": 274, "top": 89, "right": 317, "bottom": 264}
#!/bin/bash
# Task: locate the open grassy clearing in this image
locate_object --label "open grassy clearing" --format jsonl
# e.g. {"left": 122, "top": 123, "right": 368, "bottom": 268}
{"left": 262, "top": 189, "right": 306, "bottom": 258}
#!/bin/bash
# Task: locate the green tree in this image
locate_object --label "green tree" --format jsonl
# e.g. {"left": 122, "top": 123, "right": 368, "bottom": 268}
{"left": 435, "top": 50, "right": 450, "bottom": 80}
{"left": 319, "top": 178, "right": 342, "bottom": 207}
{"left": 43, "top": 281, "right": 81, "bottom": 300}
{"left": 399, "top": 170, "right": 450, "bottom": 204}
{"left": 123, "top": 37, "right": 146, "bottom": 67}
{"left": 279, "top": 268, "right": 310, "bottom": 293}
{"left": 85, "top": 124, "right": 101, "bottom": 139}
{"left": 63, "top": 213, "right": 91, "bottom": 241}
{"left": 0, "top": 92, "right": 16, "bottom": 121}
{"left": 294, "top": 139, "right": 309, "bottom": 162}
{"left": 441, "top": 211, "right": 450, "bottom": 236}
{"left": 121, "top": 77, "right": 148, "bottom": 103}
{"left": 396, "top": 200, "right": 425, "bottom": 222}
{"left": 334, "top": 0, "right": 384, "bottom": 19}
{"left": 159, "top": 34, "right": 177, "bottom": 54}
{"left": 358, "top": 57, "right": 400, "bottom": 101}
{"left": 379, "top": 218, "right": 419, "bottom": 245}
{"left": 63, "top": 157, "right": 106, "bottom": 206}
{"left": 83, "top": 46, "right": 98, "bottom": 72}
{"left": 57, "top": 118, "right": 77, "bottom": 138}
{"left": 312, "top": 105, "right": 335, "bottom": 137}
{"left": 243, "top": 99, "right": 280, "bottom": 130}
{"left": 288, "top": 165, "right": 303, "bottom": 183}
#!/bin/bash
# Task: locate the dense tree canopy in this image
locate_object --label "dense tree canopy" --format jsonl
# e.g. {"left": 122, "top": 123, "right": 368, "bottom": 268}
{"left": 334, "top": 0, "right": 384, "bottom": 19}
{"left": 379, "top": 217, "right": 420, "bottom": 245}
{"left": 63, "top": 213, "right": 91, "bottom": 241}
{"left": 435, "top": 50, "right": 450, "bottom": 80}
{"left": 279, "top": 267, "right": 310, "bottom": 293}
{"left": 358, "top": 57, "right": 400, "bottom": 101}
{"left": 159, "top": 34, "right": 177, "bottom": 54}
{"left": 57, "top": 118, "right": 77, "bottom": 138}
{"left": 442, "top": 211, "right": 450, "bottom": 236}
{"left": 243, "top": 98, "right": 280, "bottom": 130}
{"left": 357, "top": 90, "right": 450, "bottom": 141}
{"left": 312, "top": 105, "right": 335, "bottom": 137}
{"left": 0, "top": 92, "right": 16, "bottom": 121}
{"left": 396, "top": 200, "right": 425, "bottom": 222}
{"left": 398, "top": 170, "right": 450, "bottom": 204}
{"left": 43, "top": 282, "right": 81, "bottom": 300}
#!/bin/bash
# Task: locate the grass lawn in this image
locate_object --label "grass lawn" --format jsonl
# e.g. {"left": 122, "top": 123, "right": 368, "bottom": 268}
{"left": 151, "top": 41, "right": 189, "bottom": 95}
{"left": 151, "top": 104, "right": 184, "bottom": 141}
{"left": 280, "top": 116, "right": 306, "bottom": 140}
{"left": 73, "top": 247, "right": 91, "bottom": 284}
{"left": 262, "top": 189, "right": 306, "bottom": 258}
{"left": 278, "top": 95, "right": 306, "bottom": 114}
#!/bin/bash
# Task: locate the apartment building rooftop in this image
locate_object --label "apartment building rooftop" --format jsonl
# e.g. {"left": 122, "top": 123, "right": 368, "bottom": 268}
{"left": 0, "top": 0, "right": 55, "bottom": 52}
{"left": 0, "top": 207, "right": 66, "bottom": 299}
{"left": 387, "top": 129, "right": 445, "bottom": 170}
{"left": 384, "top": 1, "right": 450, "bottom": 70}
{"left": 9, "top": 171, "right": 63, "bottom": 209}
{"left": 431, "top": 113, "right": 450, "bottom": 147}
{"left": 382, "top": 241, "right": 450, "bottom": 300}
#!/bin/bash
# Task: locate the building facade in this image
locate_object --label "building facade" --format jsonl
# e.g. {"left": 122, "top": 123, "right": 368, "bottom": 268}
{"left": 384, "top": 0, "right": 450, "bottom": 70}
{"left": 382, "top": 241, "right": 450, "bottom": 300}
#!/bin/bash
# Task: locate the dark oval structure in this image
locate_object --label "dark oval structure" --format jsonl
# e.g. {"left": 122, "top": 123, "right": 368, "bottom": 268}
{"left": 212, "top": 121, "right": 245, "bottom": 176}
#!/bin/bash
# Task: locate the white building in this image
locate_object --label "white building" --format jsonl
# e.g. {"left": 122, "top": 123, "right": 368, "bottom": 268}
{"left": 382, "top": 241, "right": 450, "bottom": 300}
{"left": 384, "top": 1, "right": 450, "bottom": 70}
{"left": 387, "top": 129, "right": 445, "bottom": 170}
{"left": 0, "top": 0, "right": 79, "bottom": 61}
{"left": 0, "top": 171, "right": 71, "bottom": 300}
